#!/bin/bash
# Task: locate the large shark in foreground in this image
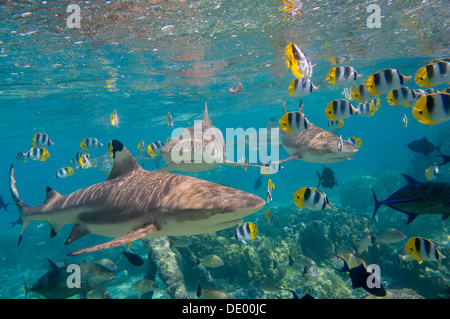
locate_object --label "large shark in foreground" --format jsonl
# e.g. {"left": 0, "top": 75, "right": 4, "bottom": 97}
{"left": 9, "top": 140, "right": 265, "bottom": 256}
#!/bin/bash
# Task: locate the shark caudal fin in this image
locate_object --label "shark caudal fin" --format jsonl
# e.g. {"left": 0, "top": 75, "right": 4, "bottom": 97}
{"left": 371, "top": 187, "right": 382, "bottom": 222}
{"left": 9, "top": 164, "right": 31, "bottom": 245}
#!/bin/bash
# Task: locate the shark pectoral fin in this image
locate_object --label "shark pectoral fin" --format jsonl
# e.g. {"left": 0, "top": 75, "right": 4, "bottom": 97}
{"left": 67, "top": 224, "right": 158, "bottom": 256}
{"left": 65, "top": 224, "right": 90, "bottom": 245}
{"left": 156, "top": 165, "right": 174, "bottom": 172}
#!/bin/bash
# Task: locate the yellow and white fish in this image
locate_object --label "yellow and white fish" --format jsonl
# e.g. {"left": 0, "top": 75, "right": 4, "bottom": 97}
{"left": 425, "top": 164, "right": 440, "bottom": 181}
{"left": 288, "top": 78, "right": 318, "bottom": 97}
{"left": 231, "top": 222, "right": 258, "bottom": 244}
{"left": 137, "top": 139, "right": 146, "bottom": 153}
{"left": 71, "top": 151, "right": 91, "bottom": 169}
{"left": 293, "top": 187, "right": 332, "bottom": 211}
{"left": 55, "top": 166, "right": 74, "bottom": 178}
{"left": 279, "top": 111, "right": 310, "bottom": 133}
{"left": 404, "top": 237, "right": 446, "bottom": 264}
{"left": 351, "top": 82, "right": 379, "bottom": 102}
{"left": 325, "top": 66, "right": 362, "bottom": 85}
{"left": 324, "top": 99, "right": 358, "bottom": 121}
{"left": 386, "top": 87, "right": 416, "bottom": 107}
{"left": 267, "top": 179, "right": 275, "bottom": 203}
{"left": 111, "top": 109, "right": 119, "bottom": 127}
{"left": 80, "top": 138, "right": 103, "bottom": 151}
{"left": 147, "top": 141, "right": 165, "bottom": 158}
{"left": 32, "top": 133, "right": 54, "bottom": 148}
{"left": 326, "top": 119, "right": 345, "bottom": 134}
{"left": 365, "top": 68, "right": 411, "bottom": 96}
{"left": 355, "top": 101, "right": 377, "bottom": 117}
{"left": 412, "top": 93, "right": 450, "bottom": 125}
{"left": 285, "top": 43, "right": 313, "bottom": 79}
{"left": 348, "top": 136, "right": 362, "bottom": 148}
{"left": 15, "top": 150, "right": 27, "bottom": 162}
{"left": 415, "top": 60, "right": 449, "bottom": 87}
{"left": 265, "top": 209, "right": 273, "bottom": 225}
{"left": 166, "top": 112, "right": 174, "bottom": 128}
{"left": 26, "top": 147, "right": 50, "bottom": 162}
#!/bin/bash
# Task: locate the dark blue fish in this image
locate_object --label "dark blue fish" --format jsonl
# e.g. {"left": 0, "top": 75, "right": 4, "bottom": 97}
{"left": 0, "top": 196, "right": 11, "bottom": 211}
{"left": 372, "top": 174, "right": 450, "bottom": 225}
{"left": 122, "top": 249, "right": 144, "bottom": 266}
{"left": 317, "top": 165, "right": 337, "bottom": 189}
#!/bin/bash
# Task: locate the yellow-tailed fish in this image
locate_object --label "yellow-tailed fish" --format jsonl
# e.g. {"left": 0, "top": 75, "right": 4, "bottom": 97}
{"left": 55, "top": 166, "right": 74, "bottom": 178}
{"left": 348, "top": 136, "right": 362, "bottom": 148}
{"left": 365, "top": 68, "right": 411, "bottom": 96}
{"left": 356, "top": 233, "right": 372, "bottom": 255}
{"left": 288, "top": 78, "right": 318, "bottom": 97}
{"left": 147, "top": 141, "right": 165, "bottom": 158}
{"left": 415, "top": 60, "right": 449, "bottom": 87}
{"left": 412, "top": 93, "right": 450, "bottom": 125}
{"left": 80, "top": 138, "right": 103, "bottom": 151}
{"left": 351, "top": 82, "right": 379, "bottom": 102}
{"left": 72, "top": 151, "right": 91, "bottom": 169}
{"left": 132, "top": 279, "right": 158, "bottom": 293}
{"left": 26, "top": 147, "right": 50, "bottom": 162}
{"left": 404, "top": 237, "right": 446, "bottom": 264}
{"left": 425, "top": 164, "right": 440, "bottom": 181}
{"left": 197, "top": 254, "right": 224, "bottom": 268}
{"left": 137, "top": 139, "right": 146, "bottom": 153}
{"left": 373, "top": 228, "right": 406, "bottom": 244}
{"left": 108, "top": 141, "right": 114, "bottom": 158}
{"left": 355, "top": 101, "right": 377, "bottom": 117}
{"left": 285, "top": 43, "right": 313, "bottom": 79}
{"left": 325, "top": 66, "right": 362, "bottom": 85}
{"left": 326, "top": 119, "right": 345, "bottom": 134}
{"left": 265, "top": 209, "right": 273, "bottom": 225}
{"left": 386, "top": 87, "right": 416, "bottom": 107}
{"left": 267, "top": 179, "right": 275, "bottom": 203}
{"left": 231, "top": 222, "right": 258, "bottom": 244}
{"left": 293, "top": 187, "right": 332, "bottom": 211}
{"left": 196, "top": 282, "right": 230, "bottom": 299}
{"left": 279, "top": 111, "right": 310, "bottom": 133}
{"left": 32, "top": 133, "right": 54, "bottom": 148}
{"left": 324, "top": 99, "right": 358, "bottom": 121}
{"left": 166, "top": 112, "right": 174, "bottom": 128}
{"left": 111, "top": 109, "right": 119, "bottom": 127}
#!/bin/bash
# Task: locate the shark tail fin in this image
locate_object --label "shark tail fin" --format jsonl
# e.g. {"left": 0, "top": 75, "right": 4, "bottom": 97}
{"left": 371, "top": 187, "right": 382, "bottom": 222}
{"left": 9, "top": 164, "right": 31, "bottom": 245}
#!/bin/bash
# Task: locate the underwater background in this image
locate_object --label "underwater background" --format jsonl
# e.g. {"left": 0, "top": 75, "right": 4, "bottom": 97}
{"left": 0, "top": 0, "right": 449, "bottom": 299}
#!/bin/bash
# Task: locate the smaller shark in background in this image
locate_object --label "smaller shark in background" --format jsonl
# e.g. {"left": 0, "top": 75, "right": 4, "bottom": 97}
{"left": 9, "top": 140, "right": 266, "bottom": 256}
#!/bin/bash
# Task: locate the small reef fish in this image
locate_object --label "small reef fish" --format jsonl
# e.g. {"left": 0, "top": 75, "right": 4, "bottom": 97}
{"left": 254, "top": 175, "right": 262, "bottom": 190}
{"left": 82, "top": 287, "right": 112, "bottom": 299}
{"left": 196, "top": 281, "right": 230, "bottom": 299}
{"left": 170, "top": 236, "right": 192, "bottom": 248}
{"left": 351, "top": 82, "right": 379, "bottom": 102}
{"left": 372, "top": 174, "right": 450, "bottom": 224}
{"left": 324, "top": 99, "right": 358, "bottom": 121}
{"left": 331, "top": 252, "right": 368, "bottom": 270}
{"left": 265, "top": 209, "right": 273, "bottom": 225}
{"left": 402, "top": 114, "right": 408, "bottom": 128}
{"left": 288, "top": 78, "right": 318, "bottom": 97}
{"left": 285, "top": 42, "right": 313, "bottom": 78}
{"left": 386, "top": 87, "right": 417, "bottom": 107}
{"left": 71, "top": 151, "right": 91, "bottom": 169}
{"left": 91, "top": 258, "right": 118, "bottom": 271}
{"left": 407, "top": 136, "right": 441, "bottom": 156}
{"left": 404, "top": 237, "right": 446, "bottom": 264}
{"left": 0, "top": 196, "right": 11, "bottom": 211}
{"left": 317, "top": 165, "right": 337, "bottom": 189}
{"left": 196, "top": 254, "right": 224, "bottom": 268}
{"left": 365, "top": 68, "right": 411, "bottom": 96}
{"left": 373, "top": 228, "right": 406, "bottom": 244}
{"left": 267, "top": 179, "right": 275, "bottom": 203}
{"left": 348, "top": 136, "right": 362, "bottom": 148}
{"left": 111, "top": 109, "right": 119, "bottom": 127}
{"left": 342, "top": 87, "right": 352, "bottom": 100}
{"left": 279, "top": 111, "right": 310, "bottom": 133}
{"left": 32, "top": 133, "right": 54, "bottom": 148}
{"left": 425, "top": 164, "right": 440, "bottom": 181}
{"left": 325, "top": 66, "right": 362, "bottom": 85}
{"left": 326, "top": 119, "right": 345, "bottom": 135}
{"left": 287, "top": 255, "right": 318, "bottom": 278}
{"left": 26, "top": 147, "right": 50, "bottom": 162}
{"left": 80, "top": 138, "right": 103, "bottom": 151}
{"left": 355, "top": 101, "right": 377, "bottom": 117}
{"left": 231, "top": 222, "right": 258, "bottom": 244}
{"left": 133, "top": 279, "right": 158, "bottom": 293}
{"left": 55, "top": 166, "right": 74, "bottom": 178}
{"left": 415, "top": 60, "right": 449, "bottom": 87}
{"left": 147, "top": 141, "right": 165, "bottom": 158}
{"left": 356, "top": 233, "right": 372, "bottom": 255}
{"left": 293, "top": 187, "right": 332, "bottom": 211}
{"left": 166, "top": 111, "right": 174, "bottom": 128}
{"left": 335, "top": 256, "right": 386, "bottom": 297}
{"left": 137, "top": 139, "right": 146, "bottom": 153}
{"left": 229, "top": 82, "right": 243, "bottom": 94}
{"left": 412, "top": 93, "right": 450, "bottom": 125}
{"left": 15, "top": 150, "right": 27, "bottom": 162}
{"left": 122, "top": 249, "right": 144, "bottom": 266}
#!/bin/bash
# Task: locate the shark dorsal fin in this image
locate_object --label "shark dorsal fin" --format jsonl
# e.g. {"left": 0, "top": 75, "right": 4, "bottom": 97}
{"left": 107, "top": 140, "right": 142, "bottom": 181}
{"left": 47, "top": 258, "right": 59, "bottom": 270}
{"left": 203, "top": 99, "right": 211, "bottom": 124}
{"left": 44, "top": 187, "right": 62, "bottom": 204}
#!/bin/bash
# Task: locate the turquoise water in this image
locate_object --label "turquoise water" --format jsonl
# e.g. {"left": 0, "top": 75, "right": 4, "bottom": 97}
{"left": 0, "top": 0, "right": 449, "bottom": 299}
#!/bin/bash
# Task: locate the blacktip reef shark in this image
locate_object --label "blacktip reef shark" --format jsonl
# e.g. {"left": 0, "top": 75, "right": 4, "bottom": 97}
{"left": 158, "top": 100, "right": 264, "bottom": 172}
{"left": 9, "top": 140, "right": 266, "bottom": 256}
{"left": 276, "top": 99, "right": 359, "bottom": 164}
